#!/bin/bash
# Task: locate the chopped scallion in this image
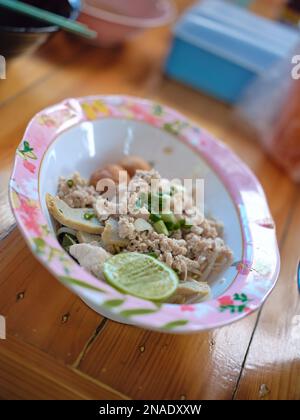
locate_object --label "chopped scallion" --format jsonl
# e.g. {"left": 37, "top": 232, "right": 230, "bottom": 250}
{"left": 148, "top": 192, "right": 170, "bottom": 213}
{"left": 161, "top": 213, "right": 177, "bottom": 225}
{"left": 84, "top": 212, "right": 95, "bottom": 220}
{"left": 153, "top": 220, "right": 169, "bottom": 236}
{"left": 61, "top": 233, "right": 78, "bottom": 251}
{"left": 183, "top": 224, "right": 193, "bottom": 229}
{"left": 146, "top": 252, "right": 158, "bottom": 259}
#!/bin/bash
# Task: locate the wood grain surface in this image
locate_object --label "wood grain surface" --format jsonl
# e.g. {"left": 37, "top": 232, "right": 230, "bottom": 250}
{"left": 0, "top": 0, "right": 299, "bottom": 400}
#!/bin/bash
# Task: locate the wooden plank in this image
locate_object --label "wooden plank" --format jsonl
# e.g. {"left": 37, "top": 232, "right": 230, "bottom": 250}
{"left": 77, "top": 314, "right": 258, "bottom": 400}
{"left": 0, "top": 335, "right": 129, "bottom": 400}
{"left": 77, "top": 152, "right": 295, "bottom": 400}
{"left": 250, "top": 0, "right": 285, "bottom": 19}
{"left": 0, "top": 229, "right": 104, "bottom": 365}
{"left": 234, "top": 192, "right": 300, "bottom": 400}
{"left": 0, "top": 38, "right": 294, "bottom": 238}
{"left": 0, "top": 0, "right": 253, "bottom": 242}
{"left": 0, "top": 33, "right": 84, "bottom": 106}
{"left": 0, "top": 32, "right": 86, "bottom": 239}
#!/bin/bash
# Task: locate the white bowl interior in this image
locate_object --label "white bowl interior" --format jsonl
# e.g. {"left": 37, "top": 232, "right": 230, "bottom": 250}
{"left": 39, "top": 118, "right": 242, "bottom": 299}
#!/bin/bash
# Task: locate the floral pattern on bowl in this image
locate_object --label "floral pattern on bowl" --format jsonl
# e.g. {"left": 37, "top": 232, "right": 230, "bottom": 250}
{"left": 9, "top": 95, "right": 280, "bottom": 333}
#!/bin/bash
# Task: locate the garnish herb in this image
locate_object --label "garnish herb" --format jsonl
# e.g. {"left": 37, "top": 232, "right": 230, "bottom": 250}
{"left": 153, "top": 220, "right": 169, "bottom": 236}
{"left": 148, "top": 192, "right": 169, "bottom": 213}
{"left": 147, "top": 191, "right": 194, "bottom": 233}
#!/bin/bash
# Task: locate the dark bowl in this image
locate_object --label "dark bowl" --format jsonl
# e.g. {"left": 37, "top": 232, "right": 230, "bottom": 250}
{"left": 0, "top": 0, "right": 81, "bottom": 58}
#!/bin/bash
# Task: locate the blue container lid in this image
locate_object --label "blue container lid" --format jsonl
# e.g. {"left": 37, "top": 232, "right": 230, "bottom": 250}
{"left": 173, "top": 0, "right": 300, "bottom": 74}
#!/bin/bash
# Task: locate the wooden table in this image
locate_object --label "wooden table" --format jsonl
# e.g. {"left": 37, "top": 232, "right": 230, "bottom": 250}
{"left": 0, "top": 0, "right": 299, "bottom": 400}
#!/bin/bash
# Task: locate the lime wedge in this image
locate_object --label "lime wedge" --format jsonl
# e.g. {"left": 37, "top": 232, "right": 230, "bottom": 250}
{"left": 103, "top": 252, "right": 179, "bottom": 302}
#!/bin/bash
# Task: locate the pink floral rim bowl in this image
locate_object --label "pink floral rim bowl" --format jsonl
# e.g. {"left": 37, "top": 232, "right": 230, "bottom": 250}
{"left": 9, "top": 95, "right": 280, "bottom": 333}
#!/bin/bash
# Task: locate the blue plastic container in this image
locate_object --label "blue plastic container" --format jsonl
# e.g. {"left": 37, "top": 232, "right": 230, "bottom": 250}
{"left": 165, "top": 0, "right": 300, "bottom": 103}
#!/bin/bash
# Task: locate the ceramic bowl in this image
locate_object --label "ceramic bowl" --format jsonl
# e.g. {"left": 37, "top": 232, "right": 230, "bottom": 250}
{"left": 77, "top": 0, "right": 176, "bottom": 47}
{"left": 0, "top": 0, "right": 81, "bottom": 58}
{"left": 9, "top": 95, "right": 280, "bottom": 333}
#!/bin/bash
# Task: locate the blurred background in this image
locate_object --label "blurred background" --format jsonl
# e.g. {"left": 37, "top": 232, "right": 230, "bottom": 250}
{"left": 1, "top": 0, "right": 300, "bottom": 234}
